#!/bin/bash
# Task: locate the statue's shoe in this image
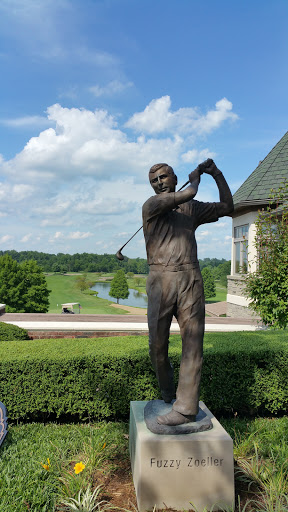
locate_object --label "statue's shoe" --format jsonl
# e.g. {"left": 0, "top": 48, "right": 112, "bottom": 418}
{"left": 157, "top": 410, "right": 196, "bottom": 426}
{"left": 161, "top": 391, "right": 175, "bottom": 403}
{"left": 162, "top": 396, "right": 174, "bottom": 404}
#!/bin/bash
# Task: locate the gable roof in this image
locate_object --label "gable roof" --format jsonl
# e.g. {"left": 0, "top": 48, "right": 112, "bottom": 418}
{"left": 233, "top": 131, "right": 288, "bottom": 212}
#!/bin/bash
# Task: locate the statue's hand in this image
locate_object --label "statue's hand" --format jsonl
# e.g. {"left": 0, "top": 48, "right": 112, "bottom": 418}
{"left": 198, "top": 158, "right": 219, "bottom": 177}
{"left": 189, "top": 166, "right": 202, "bottom": 183}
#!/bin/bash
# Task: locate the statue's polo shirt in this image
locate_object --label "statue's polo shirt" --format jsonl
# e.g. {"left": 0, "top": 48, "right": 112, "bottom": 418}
{"left": 142, "top": 193, "right": 219, "bottom": 268}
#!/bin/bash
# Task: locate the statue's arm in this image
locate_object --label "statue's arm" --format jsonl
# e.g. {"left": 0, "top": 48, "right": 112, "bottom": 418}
{"left": 173, "top": 168, "right": 201, "bottom": 205}
{"left": 143, "top": 166, "right": 202, "bottom": 222}
{"left": 199, "top": 159, "right": 234, "bottom": 217}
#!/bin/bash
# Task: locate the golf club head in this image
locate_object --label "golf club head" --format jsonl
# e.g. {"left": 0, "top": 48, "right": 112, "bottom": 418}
{"left": 116, "top": 250, "right": 124, "bottom": 260}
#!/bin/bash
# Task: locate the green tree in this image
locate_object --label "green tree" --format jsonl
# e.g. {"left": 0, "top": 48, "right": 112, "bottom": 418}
{"left": 52, "top": 262, "right": 61, "bottom": 273}
{"left": 0, "top": 255, "right": 25, "bottom": 312}
{"left": 134, "top": 276, "right": 142, "bottom": 287}
{"left": 75, "top": 273, "right": 94, "bottom": 292}
{"left": 201, "top": 267, "right": 216, "bottom": 299}
{"left": 212, "top": 260, "right": 231, "bottom": 287}
{"left": 244, "top": 181, "right": 288, "bottom": 329}
{"left": 109, "top": 270, "right": 129, "bottom": 304}
{"left": 20, "top": 260, "right": 51, "bottom": 313}
{"left": 0, "top": 255, "right": 50, "bottom": 313}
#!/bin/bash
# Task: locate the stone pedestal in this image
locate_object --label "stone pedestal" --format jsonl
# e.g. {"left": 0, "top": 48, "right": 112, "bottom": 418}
{"left": 0, "top": 401, "right": 8, "bottom": 448}
{"left": 129, "top": 401, "right": 234, "bottom": 512}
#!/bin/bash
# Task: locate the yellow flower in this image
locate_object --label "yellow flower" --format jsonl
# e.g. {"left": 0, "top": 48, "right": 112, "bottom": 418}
{"left": 74, "top": 462, "right": 85, "bottom": 475}
{"left": 41, "top": 458, "right": 50, "bottom": 471}
{"left": 102, "top": 442, "right": 106, "bottom": 450}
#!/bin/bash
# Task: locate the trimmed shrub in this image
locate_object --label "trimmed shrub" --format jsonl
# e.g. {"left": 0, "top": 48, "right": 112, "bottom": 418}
{"left": 0, "top": 331, "right": 287, "bottom": 422}
{"left": 0, "top": 322, "right": 30, "bottom": 341}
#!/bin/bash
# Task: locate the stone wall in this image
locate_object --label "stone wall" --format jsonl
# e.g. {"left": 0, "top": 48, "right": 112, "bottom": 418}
{"left": 227, "top": 276, "right": 259, "bottom": 319}
{"left": 28, "top": 329, "right": 149, "bottom": 339}
{"left": 226, "top": 302, "right": 259, "bottom": 319}
{"left": 227, "top": 275, "right": 246, "bottom": 295}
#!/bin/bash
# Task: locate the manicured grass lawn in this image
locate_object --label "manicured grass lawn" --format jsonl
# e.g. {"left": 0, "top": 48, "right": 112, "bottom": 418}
{"left": 46, "top": 274, "right": 127, "bottom": 314}
{"left": 206, "top": 282, "right": 227, "bottom": 303}
{"left": 127, "top": 276, "right": 147, "bottom": 295}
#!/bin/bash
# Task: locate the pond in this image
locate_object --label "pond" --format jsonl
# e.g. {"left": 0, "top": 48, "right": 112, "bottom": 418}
{"left": 91, "top": 282, "right": 148, "bottom": 309}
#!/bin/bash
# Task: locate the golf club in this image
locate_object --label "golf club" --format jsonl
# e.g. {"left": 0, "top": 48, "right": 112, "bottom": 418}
{"left": 116, "top": 179, "right": 190, "bottom": 260}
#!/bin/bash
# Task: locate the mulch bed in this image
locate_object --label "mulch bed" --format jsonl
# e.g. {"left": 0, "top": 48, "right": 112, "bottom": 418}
{"left": 93, "top": 459, "right": 259, "bottom": 511}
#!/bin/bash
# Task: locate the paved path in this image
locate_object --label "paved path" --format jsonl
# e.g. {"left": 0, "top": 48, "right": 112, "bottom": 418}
{"left": 111, "top": 302, "right": 229, "bottom": 317}
{"left": 110, "top": 303, "right": 147, "bottom": 315}
{"left": 205, "top": 301, "right": 227, "bottom": 317}
{"left": 1, "top": 312, "right": 261, "bottom": 332}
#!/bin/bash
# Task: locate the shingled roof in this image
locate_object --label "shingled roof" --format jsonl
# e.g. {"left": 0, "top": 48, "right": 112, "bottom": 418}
{"left": 233, "top": 130, "right": 288, "bottom": 212}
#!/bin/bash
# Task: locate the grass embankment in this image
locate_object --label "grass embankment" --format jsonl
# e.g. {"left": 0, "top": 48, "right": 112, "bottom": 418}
{"left": 1, "top": 417, "right": 288, "bottom": 511}
{"left": 206, "top": 282, "right": 227, "bottom": 303}
{"left": 46, "top": 274, "right": 127, "bottom": 315}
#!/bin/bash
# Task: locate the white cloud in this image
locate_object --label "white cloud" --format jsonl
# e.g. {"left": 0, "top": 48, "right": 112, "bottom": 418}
{"left": 40, "top": 218, "right": 73, "bottom": 227}
{"left": 0, "top": 98, "right": 235, "bottom": 258}
{"left": 0, "top": 234, "right": 13, "bottom": 243}
{"left": 0, "top": 182, "right": 34, "bottom": 202}
{"left": 20, "top": 233, "right": 32, "bottom": 243}
{"left": 125, "top": 96, "right": 173, "bottom": 134}
{"left": 197, "top": 230, "right": 210, "bottom": 238}
{"left": 68, "top": 231, "right": 93, "bottom": 240}
{"left": 182, "top": 148, "right": 216, "bottom": 164}
{"left": 53, "top": 231, "right": 63, "bottom": 240}
{"left": 0, "top": 116, "right": 52, "bottom": 128}
{"left": 1, "top": 104, "right": 181, "bottom": 182}
{"left": 0, "top": 99, "right": 237, "bottom": 188}
{"left": 89, "top": 80, "right": 134, "bottom": 97}
{"left": 49, "top": 230, "right": 93, "bottom": 242}
{"left": 125, "top": 96, "right": 238, "bottom": 135}
{"left": 215, "top": 222, "right": 228, "bottom": 228}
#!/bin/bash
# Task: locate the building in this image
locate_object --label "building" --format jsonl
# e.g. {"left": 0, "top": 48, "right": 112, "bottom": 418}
{"left": 227, "top": 130, "right": 288, "bottom": 317}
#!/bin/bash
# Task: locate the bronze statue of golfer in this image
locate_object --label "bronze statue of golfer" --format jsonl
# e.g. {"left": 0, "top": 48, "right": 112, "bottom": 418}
{"left": 142, "top": 159, "right": 233, "bottom": 426}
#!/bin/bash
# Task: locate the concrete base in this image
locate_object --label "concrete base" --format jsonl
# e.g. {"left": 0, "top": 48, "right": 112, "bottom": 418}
{"left": 129, "top": 401, "right": 234, "bottom": 511}
{"left": 0, "top": 401, "right": 8, "bottom": 448}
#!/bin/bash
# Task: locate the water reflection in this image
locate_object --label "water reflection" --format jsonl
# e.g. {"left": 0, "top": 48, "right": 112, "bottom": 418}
{"left": 91, "top": 282, "right": 147, "bottom": 309}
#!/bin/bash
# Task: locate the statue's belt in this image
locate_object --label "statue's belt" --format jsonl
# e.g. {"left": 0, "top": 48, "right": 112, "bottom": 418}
{"left": 149, "top": 263, "right": 200, "bottom": 272}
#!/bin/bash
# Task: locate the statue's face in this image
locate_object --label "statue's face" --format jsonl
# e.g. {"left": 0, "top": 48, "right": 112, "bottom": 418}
{"left": 150, "top": 168, "right": 177, "bottom": 194}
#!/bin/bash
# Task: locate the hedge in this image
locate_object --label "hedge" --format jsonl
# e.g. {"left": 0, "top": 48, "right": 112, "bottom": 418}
{"left": 0, "top": 331, "right": 287, "bottom": 422}
{"left": 0, "top": 322, "right": 30, "bottom": 341}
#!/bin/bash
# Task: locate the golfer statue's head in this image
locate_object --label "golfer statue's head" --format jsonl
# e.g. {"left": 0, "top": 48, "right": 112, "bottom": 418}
{"left": 149, "top": 163, "right": 178, "bottom": 194}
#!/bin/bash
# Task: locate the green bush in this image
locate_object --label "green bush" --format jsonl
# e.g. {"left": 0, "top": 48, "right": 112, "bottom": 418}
{"left": 0, "top": 331, "right": 287, "bottom": 422}
{"left": 0, "top": 321, "right": 30, "bottom": 341}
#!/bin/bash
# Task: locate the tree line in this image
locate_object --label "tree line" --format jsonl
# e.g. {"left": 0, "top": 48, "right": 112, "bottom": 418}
{"left": 0, "top": 250, "right": 230, "bottom": 276}
{"left": 0, "top": 250, "right": 149, "bottom": 274}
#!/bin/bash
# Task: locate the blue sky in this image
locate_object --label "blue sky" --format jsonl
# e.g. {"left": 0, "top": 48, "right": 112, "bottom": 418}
{"left": 0, "top": 0, "right": 288, "bottom": 260}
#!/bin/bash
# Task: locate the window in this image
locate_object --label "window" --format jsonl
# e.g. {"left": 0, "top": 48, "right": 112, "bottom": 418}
{"left": 234, "top": 224, "right": 248, "bottom": 273}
